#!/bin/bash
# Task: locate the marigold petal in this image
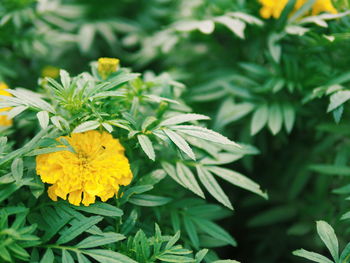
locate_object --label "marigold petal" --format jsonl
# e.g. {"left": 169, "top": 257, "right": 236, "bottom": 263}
{"left": 68, "top": 190, "right": 83, "bottom": 206}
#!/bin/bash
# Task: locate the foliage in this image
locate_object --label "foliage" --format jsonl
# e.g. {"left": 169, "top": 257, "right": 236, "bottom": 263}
{"left": 1, "top": 0, "right": 350, "bottom": 262}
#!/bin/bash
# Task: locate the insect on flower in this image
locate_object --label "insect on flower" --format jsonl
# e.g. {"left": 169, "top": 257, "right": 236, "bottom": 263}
{"left": 36, "top": 130, "right": 133, "bottom": 206}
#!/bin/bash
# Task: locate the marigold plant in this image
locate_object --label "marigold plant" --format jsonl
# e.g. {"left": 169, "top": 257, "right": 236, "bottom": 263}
{"left": 1, "top": 0, "right": 350, "bottom": 262}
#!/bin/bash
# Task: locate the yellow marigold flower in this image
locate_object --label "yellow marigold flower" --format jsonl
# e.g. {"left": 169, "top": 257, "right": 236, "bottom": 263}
{"left": 42, "top": 65, "right": 60, "bottom": 79}
{"left": 259, "top": 0, "right": 337, "bottom": 19}
{"left": 0, "top": 82, "right": 13, "bottom": 127}
{"left": 36, "top": 130, "right": 133, "bottom": 206}
{"left": 98, "top": 57, "right": 120, "bottom": 79}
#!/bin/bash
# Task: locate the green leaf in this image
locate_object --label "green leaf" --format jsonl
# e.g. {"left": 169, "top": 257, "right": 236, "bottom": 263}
{"left": 37, "top": 111, "right": 50, "bottom": 129}
{"left": 268, "top": 103, "right": 283, "bottom": 135}
{"left": 160, "top": 114, "right": 209, "bottom": 126}
{"left": 73, "top": 202, "right": 123, "bottom": 217}
{"left": 173, "top": 125, "right": 238, "bottom": 146}
{"left": 156, "top": 254, "right": 195, "bottom": 262}
{"left": 26, "top": 147, "right": 67, "bottom": 156}
{"left": 137, "top": 134, "right": 155, "bottom": 161}
{"left": 73, "top": 121, "right": 100, "bottom": 133}
{"left": 309, "top": 164, "right": 350, "bottom": 176}
{"left": 293, "top": 249, "right": 333, "bottom": 263}
{"left": 11, "top": 158, "right": 23, "bottom": 181}
{"left": 196, "top": 165, "right": 233, "bottom": 210}
{"left": 183, "top": 216, "right": 199, "bottom": 249}
{"left": 129, "top": 194, "right": 172, "bottom": 207}
{"left": 77, "top": 233, "right": 125, "bottom": 248}
{"left": 62, "top": 250, "right": 75, "bottom": 263}
{"left": 121, "top": 209, "right": 138, "bottom": 235}
{"left": 83, "top": 249, "right": 137, "bottom": 263}
{"left": 268, "top": 33, "right": 282, "bottom": 63}
{"left": 8, "top": 105, "right": 28, "bottom": 119}
{"left": 193, "top": 218, "right": 237, "bottom": 246}
{"left": 57, "top": 216, "right": 103, "bottom": 244}
{"left": 165, "top": 231, "right": 181, "bottom": 250}
{"left": 164, "top": 129, "right": 196, "bottom": 160}
{"left": 78, "top": 24, "right": 96, "bottom": 53}
{"left": 195, "top": 249, "right": 209, "bottom": 263}
{"left": 328, "top": 91, "right": 350, "bottom": 112}
{"left": 78, "top": 253, "right": 92, "bottom": 263}
{"left": 251, "top": 104, "right": 268, "bottom": 135}
{"left": 214, "top": 16, "right": 245, "bottom": 39}
{"left": 7, "top": 89, "right": 56, "bottom": 113}
{"left": 60, "top": 70, "right": 71, "bottom": 90}
{"left": 282, "top": 102, "right": 295, "bottom": 133}
{"left": 289, "top": 0, "right": 316, "bottom": 22}
{"left": 8, "top": 243, "right": 30, "bottom": 260}
{"left": 339, "top": 242, "right": 350, "bottom": 263}
{"left": 176, "top": 162, "right": 204, "bottom": 198}
{"left": 40, "top": 249, "right": 54, "bottom": 263}
{"left": 340, "top": 211, "right": 350, "bottom": 220}
{"left": 316, "top": 221, "right": 339, "bottom": 262}
{"left": 208, "top": 166, "right": 267, "bottom": 199}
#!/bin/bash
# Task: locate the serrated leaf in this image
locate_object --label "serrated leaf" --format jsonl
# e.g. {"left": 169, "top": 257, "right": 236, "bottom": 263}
{"left": 7, "top": 105, "right": 28, "bottom": 119}
{"left": 60, "top": 70, "right": 71, "bottom": 90}
{"left": 165, "top": 231, "right": 181, "bottom": 250}
{"left": 156, "top": 254, "right": 195, "bottom": 262}
{"left": 215, "top": 16, "right": 245, "bottom": 39}
{"left": 293, "top": 249, "right": 333, "bottom": 263}
{"left": 138, "top": 134, "right": 155, "bottom": 161}
{"left": 11, "top": 158, "right": 23, "bottom": 181}
{"left": 78, "top": 253, "right": 92, "bottom": 263}
{"left": 316, "top": 221, "right": 339, "bottom": 262}
{"left": 62, "top": 250, "right": 74, "bottom": 263}
{"left": 183, "top": 216, "right": 199, "bottom": 249}
{"left": 339, "top": 242, "right": 350, "bottom": 263}
{"left": 160, "top": 114, "right": 209, "bottom": 126}
{"left": 72, "top": 202, "right": 123, "bottom": 217}
{"left": 73, "top": 121, "right": 100, "bottom": 133}
{"left": 176, "top": 162, "right": 204, "bottom": 198}
{"left": 208, "top": 166, "right": 267, "bottom": 199}
{"left": 164, "top": 129, "right": 196, "bottom": 160}
{"left": 328, "top": 91, "right": 350, "bottom": 112}
{"left": 282, "top": 103, "right": 295, "bottom": 133}
{"left": 251, "top": 104, "right": 268, "bottom": 135}
{"left": 37, "top": 111, "right": 50, "bottom": 129}
{"left": 192, "top": 217, "right": 237, "bottom": 246}
{"left": 57, "top": 216, "right": 103, "bottom": 244}
{"left": 102, "top": 123, "right": 113, "bottom": 133}
{"left": 129, "top": 194, "right": 172, "bottom": 207}
{"left": 83, "top": 249, "right": 137, "bottom": 263}
{"left": 309, "top": 164, "right": 350, "bottom": 176}
{"left": 196, "top": 165, "right": 233, "bottom": 210}
{"left": 268, "top": 103, "right": 283, "bottom": 135}
{"left": 77, "top": 233, "right": 125, "bottom": 248}
{"left": 173, "top": 125, "right": 238, "bottom": 147}
{"left": 40, "top": 249, "right": 54, "bottom": 263}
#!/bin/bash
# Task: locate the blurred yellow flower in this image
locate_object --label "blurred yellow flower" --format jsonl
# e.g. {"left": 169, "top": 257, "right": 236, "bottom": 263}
{"left": 36, "top": 130, "right": 133, "bottom": 206}
{"left": 41, "top": 65, "right": 60, "bottom": 79}
{"left": 259, "top": 0, "right": 337, "bottom": 19}
{"left": 98, "top": 57, "right": 120, "bottom": 79}
{"left": 0, "top": 83, "right": 13, "bottom": 127}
